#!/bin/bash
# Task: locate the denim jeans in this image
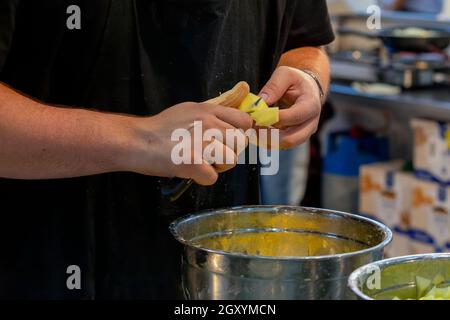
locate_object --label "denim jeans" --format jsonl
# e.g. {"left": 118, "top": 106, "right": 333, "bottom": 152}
{"left": 260, "top": 142, "right": 310, "bottom": 205}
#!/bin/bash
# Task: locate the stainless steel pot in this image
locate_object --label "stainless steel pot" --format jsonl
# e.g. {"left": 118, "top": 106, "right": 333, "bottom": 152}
{"left": 348, "top": 253, "right": 450, "bottom": 300}
{"left": 170, "top": 206, "right": 392, "bottom": 300}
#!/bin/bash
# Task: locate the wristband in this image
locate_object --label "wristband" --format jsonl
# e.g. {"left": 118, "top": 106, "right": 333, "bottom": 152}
{"left": 300, "top": 69, "right": 326, "bottom": 105}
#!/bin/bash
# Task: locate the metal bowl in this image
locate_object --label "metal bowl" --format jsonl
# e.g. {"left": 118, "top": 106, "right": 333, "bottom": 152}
{"left": 348, "top": 253, "right": 450, "bottom": 300}
{"left": 170, "top": 206, "right": 392, "bottom": 300}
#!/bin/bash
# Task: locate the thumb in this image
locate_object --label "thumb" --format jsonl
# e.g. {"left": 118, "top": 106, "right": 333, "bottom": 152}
{"left": 188, "top": 161, "right": 218, "bottom": 186}
{"left": 258, "top": 66, "right": 292, "bottom": 106}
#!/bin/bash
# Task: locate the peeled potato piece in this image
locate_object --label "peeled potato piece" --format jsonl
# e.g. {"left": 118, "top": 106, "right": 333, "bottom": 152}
{"left": 238, "top": 92, "right": 279, "bottom": 127}
{"left": 251, "top": 107, "right": 279, "bottom": 127}
{"left": 206, "top": 83, "right": 279, "bottom": 127}
{"left": 239, "top": 93, "right": 268, "bottom": 113}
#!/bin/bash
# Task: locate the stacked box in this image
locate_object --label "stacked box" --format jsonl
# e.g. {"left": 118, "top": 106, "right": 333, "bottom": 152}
{"left": 358, "top": 119, "right": 450, "bottom": 257}
{"left": 359, "top": 161, "right": 405, "bottom": 219}
{"left": 411, "top": 119, "right": 450, "bottom": 184}
{"left": 359, "top": 161, "right": 409, "bottom": 257}
{"left": 385, "top": 172, "right": 415, "bottom": 257}
{"left": 410, "top": 178, "right": 450, "bottom": 254}
{"left": 410, "top": 118, "right": 450, "bottom": 254}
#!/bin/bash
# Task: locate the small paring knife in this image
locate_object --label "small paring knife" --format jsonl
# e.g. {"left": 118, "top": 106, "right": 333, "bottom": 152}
{"left": 161, "top": 97, "right": 262, "bottom": 202}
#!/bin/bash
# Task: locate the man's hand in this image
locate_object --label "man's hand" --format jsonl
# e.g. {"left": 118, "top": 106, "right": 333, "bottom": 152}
{"left": 259, "top": 66, "right": 322, "bottom": 149}
{"left": 0, "top": 83, "right": 251, "bottom": 185}
{"left": 257, "top": 46, "right": 330, "bottom": 149}
{"left": 116, "top": 102, "right": 253, "bottom": 186}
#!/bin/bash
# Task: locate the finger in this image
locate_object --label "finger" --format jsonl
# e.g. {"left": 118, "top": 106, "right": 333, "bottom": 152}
{"left": 208, "top": 143, "right": 237, "bottom": 174}
{"left": 253, "top": 126, "right": 281, "bottom": 150}
{"left": 210, "top": 119, "right": 249, "bottom": 156}
{"left": 276, "top": 99, "right": 321, "bottom": 128}
{"left": 183, "top": 159, "right": 219, "bottom": 186}
{"left": 189, "top": 113, "right": 247, "bottom": 155}
{"left": 258, "top": 66, "right": 297, "bottom": 106}
{"left": 279, "top": 117, "right": 319, "bottom": 149}
{"left": 202, "top": 140, "right": 237, "bottom": 173}
{"left": 208, "top": 104, "right": 253, "bottom": 131}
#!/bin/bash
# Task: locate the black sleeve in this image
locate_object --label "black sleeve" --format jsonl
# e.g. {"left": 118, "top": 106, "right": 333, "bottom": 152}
{"left": 284, "top": 0, "right": 335, "bottom": 52}
{"left": 0, "top": 0, "right": 20, "bottom": 71}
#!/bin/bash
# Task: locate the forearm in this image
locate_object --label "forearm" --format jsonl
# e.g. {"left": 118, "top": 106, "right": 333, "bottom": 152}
{"left": 0, "top": 83, "right": 137, "bottom": 179}
{"left": 278, "top": 47, "right": 330, "bottom": 96}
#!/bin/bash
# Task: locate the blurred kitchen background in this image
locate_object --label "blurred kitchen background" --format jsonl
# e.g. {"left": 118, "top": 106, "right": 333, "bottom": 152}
{"left": 260, "top": 0, "right": 450, "bottom": 257}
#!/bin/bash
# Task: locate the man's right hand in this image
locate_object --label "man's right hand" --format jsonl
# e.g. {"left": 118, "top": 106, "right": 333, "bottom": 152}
{"left": 123, "top": 102, "right": 253, "bottom": 186}
{"left": 0, "top": 83, "right": 251, "bottom": 183}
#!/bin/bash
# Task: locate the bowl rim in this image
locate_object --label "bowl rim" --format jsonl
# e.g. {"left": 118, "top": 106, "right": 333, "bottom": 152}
{"left": 169, "top": 205, "right": 393, "bottom": 262}
{"left": 348, "top": 253, "right": 450, "bottom": 300}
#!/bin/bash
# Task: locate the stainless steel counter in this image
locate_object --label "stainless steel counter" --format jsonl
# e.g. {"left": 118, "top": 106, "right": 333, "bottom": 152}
{"left": 330, "top": 83, "right": 450, "bottom": 121}
{"left": 334, "top": 11, "right": 450, "bottom": 28}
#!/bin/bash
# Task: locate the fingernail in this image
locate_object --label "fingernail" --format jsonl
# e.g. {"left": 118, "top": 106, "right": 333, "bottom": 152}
{"left": 259, "top": 93, "right": 269, "bottom": 102}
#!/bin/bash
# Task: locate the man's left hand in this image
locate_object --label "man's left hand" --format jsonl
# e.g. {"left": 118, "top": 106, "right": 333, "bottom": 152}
{"left": 259, "top": 66, "right": 323, "bottom": 149}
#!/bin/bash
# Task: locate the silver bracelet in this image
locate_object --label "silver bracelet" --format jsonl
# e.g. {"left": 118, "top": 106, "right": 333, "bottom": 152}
{"left": 300, "top": 69, "right": 326, "bottom": 105}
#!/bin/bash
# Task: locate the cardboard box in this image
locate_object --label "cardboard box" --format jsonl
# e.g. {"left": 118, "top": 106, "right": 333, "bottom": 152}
{"left": 410, "top": 236, "right": 435, "bottom": 255}
{"left": 411, "top": 119, "right": 450, "bottom": 183}
{"left": 359, "top": 160, "right": 405, "bottom": 219}
{"left": 410, "top": 178, "right": 450, "bottom": 253}
{"left": 359, "top": 161, "right": 410, "bottom": 257}
{"left": 390, "top": 229, "right": 412, "bottom": 257}
{"left": 388, "top": 173, "right": 415, "bottom": 257}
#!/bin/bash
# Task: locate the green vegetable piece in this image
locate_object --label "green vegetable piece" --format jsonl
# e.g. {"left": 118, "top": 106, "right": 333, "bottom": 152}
{"left": 445, "top": 286, "right": 450, "bottom": 300}
{"left": 416, "top": 276, "right": 432, "bottom": 299}
{"left": 432, "top": 274, "right": 445, "bottom": 287}
{"left": 422, "top": 286, "right": 450, "bottom": 300}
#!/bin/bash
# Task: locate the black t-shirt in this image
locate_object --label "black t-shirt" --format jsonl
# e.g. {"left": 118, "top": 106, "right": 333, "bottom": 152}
{"left": 0, "top": 0, "right": 334, "bottom": 299}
